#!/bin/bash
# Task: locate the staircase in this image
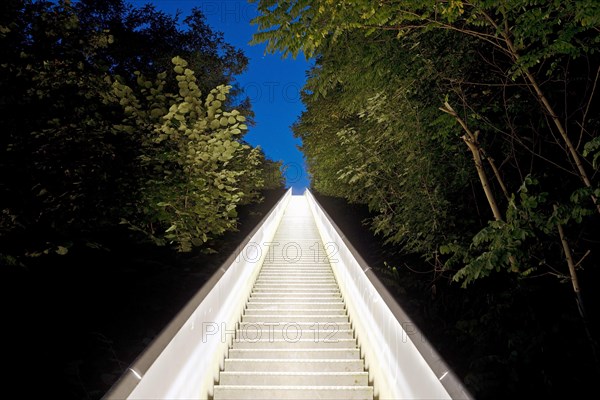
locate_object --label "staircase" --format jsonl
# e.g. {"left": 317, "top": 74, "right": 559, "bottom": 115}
{"left": 213, "top": 196, "right": 373, "bottom": 400}
{"left": 106, "top": 191, "right": 470, "bottom": 400}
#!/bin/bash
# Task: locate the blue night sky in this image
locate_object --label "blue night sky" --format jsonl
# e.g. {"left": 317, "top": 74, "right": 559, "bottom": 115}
{"left": 132, "top": 0, "right": 312, "bottom": 193}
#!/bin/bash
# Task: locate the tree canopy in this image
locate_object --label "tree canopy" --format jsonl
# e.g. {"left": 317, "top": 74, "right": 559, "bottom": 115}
{"left": 0, "top": 0, "right": 283, "bottom": 264}
{"left": 253, "top": 0, "right": 600, "bottom": 397}
{"left": 252, "top": 0, "right": 600, "bottom": 288}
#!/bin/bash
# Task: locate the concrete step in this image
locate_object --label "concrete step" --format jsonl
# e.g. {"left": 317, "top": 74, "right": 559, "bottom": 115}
{"left": 266, "top": 239, "right": 324, "bottom": 241}
{"left": 213, "top": 385, "right": 373, "bottom": 399}
{"left": 252, "top": 287, "right": 341, "bottom": 293}
{"left": 259, "top": 274, "right": 333, "bottom": 277}
{"left": 254, "top": 282, "right": 339, "bottom": 287}
{"left": 242, "top": 314, "right": 349, "bottom": 323}
{"left": 258, "top": 276, "right": 334, "bottom": 279}
{"left": 261, "top": 262, "right": 331, "bottom": 266}
{"left": 236, "top": 329, "right": 354, "bottom": 341}
{"left": 263, "top": 262, "right": 333, "bottom": 266}
{"left": 258, "top": 274, "right": 333, "bottom": 276}
{"left": 218, "top": 371, "right": 369, "bottom": 386}
{"left": 227, "top": 348, "right": 360, "bottom": 359}
{"left": 262, "top": 262, "right": 334, "bottom": 266}
{"left": 262, "top": 248, "right": 328, "bottom": 254}
{"left": 246, "top": 302, "right": 345, "bottom": 310}
{"left": 256, "top": 278, "right": 335, "bottom": 281}
{"left": 244, "top": 308, "right": 346, "bottom": 316}
{"left": 238, "top": 321, "right": 351, "bottom": 328}
{"left": 260, "top": 264, "right": 332, "bottom": 268}
{"left": 223, "top": 359, "right": 366, "bottom": 372}
{"left": 250, "top": 293, "right": 342, "bottom": 299}
{"left": 253, "top": 285, "right": 338, "bottom": 290}
{"left": 255, "top": 280, "right": 337, "bottom": 285}
{"left": 255, "top": 274, "right": 337, "bottom": 284}
{"left": 247, "top": 296, "right": 343, "bottom": 303}
{"left": 262, "top": 268, "right": 328, "bottom": 271}
{"left": 259, "top": 266, "right": 333, "bottom": 270}
{"left": 259, "top": 268, "right": 333, "bottom": 272}
{"left": 258, "top": 271, "right": 334, "bottom": 275}
{"left": 232, "top": 338, "right": 357, "bottom": 349}
{"left": 249, "top": 298, "right": 342, "bottom": 303}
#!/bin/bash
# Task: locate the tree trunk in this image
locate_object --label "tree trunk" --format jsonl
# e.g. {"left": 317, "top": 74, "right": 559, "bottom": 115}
{"left": 553, "top": 205, "right": 586, "bottom": 319}
{"left": 553, "top": 204, "right": 598, "bottom": 364}
{"left": 463, "top": 136, "right": 503, "bottom": 221}
{"left": 479, "top": 147, "right": 510, "bottom": 201}
{"left": 440, "top": 102, "right": 503, "bottom": 221}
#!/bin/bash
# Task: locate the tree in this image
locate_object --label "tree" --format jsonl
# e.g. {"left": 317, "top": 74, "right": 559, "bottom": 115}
{"left": 0, "top": 0, "right": 282, "bottom": 264}
{"left": 293, "top": 29, "right": 475, "bottom": 258}
{"left": 105, "top": 57, "right": 265, "bottom": 251}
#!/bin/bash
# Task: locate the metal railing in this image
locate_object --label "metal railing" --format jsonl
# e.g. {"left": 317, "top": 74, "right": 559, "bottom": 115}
{"left": 105, "top": 188, "right": 471, "bottom": 399}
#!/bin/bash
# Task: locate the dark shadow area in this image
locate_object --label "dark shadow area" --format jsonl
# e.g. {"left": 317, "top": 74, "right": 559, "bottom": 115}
{"left": 1, "top": 188, "right": 285, "bottom": 400}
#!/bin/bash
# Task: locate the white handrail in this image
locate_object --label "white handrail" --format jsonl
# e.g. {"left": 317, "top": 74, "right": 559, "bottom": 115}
{"left": 305, "top": 189, "right": 471, "bottom": 399}
{"left": 104, "top": 188, "right": 292, "bottom": 399}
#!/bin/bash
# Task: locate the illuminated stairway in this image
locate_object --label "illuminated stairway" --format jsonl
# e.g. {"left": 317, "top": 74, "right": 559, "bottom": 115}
{"left": 213, "top": 196, "right": 373, "bottom": 400}
{"left": 105, "top": 191, "right": 471, "bottom": 400}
